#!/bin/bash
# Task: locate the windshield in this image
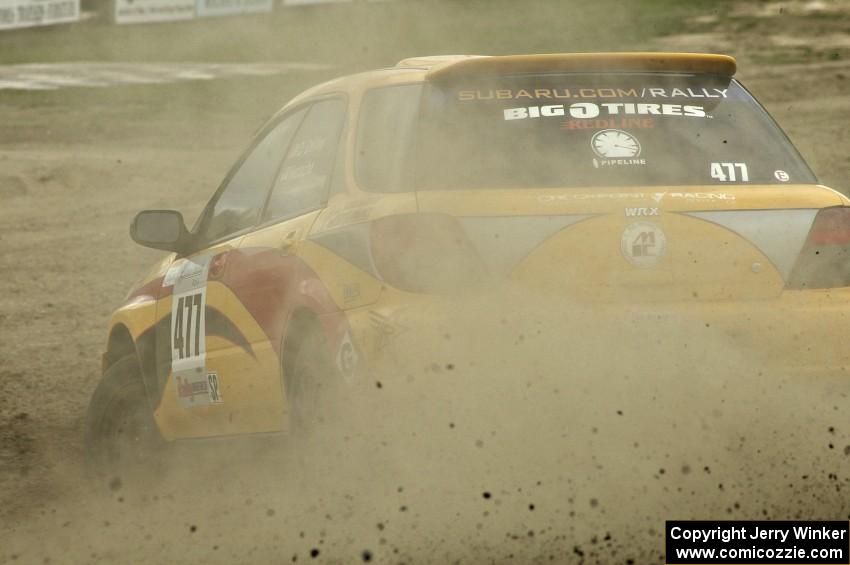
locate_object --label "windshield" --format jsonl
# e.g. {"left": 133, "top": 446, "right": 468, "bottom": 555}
{"left": 415, "top": 73, "right": 817, "bottom": 190}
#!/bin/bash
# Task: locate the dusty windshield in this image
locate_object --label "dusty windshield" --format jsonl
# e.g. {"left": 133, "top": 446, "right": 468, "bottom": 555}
{"left": 416, "top": 73, "right": 817, "bottom": 189}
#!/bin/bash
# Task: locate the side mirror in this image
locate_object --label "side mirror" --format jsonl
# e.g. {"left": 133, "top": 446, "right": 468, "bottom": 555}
{"left": 130, "top": 210, "right": 190, "bottom": 254}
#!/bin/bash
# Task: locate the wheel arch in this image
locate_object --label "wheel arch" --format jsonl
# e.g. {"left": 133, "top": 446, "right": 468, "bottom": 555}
{"left": 281, "top": 307, "right": 325, "bottom": 375}
{"left": 103, "top": 322, "right": 159, "bottom": 410}
{"left": 103, "top": 324, "right": 136, "bottom": 372}
{"left": 277, "top": 308, "right": 314, "bottom": 412}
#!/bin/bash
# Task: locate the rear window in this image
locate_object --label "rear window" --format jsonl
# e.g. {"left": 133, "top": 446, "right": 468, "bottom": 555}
{"left": 414, "top": 73, "right": 817, "bottom": 190}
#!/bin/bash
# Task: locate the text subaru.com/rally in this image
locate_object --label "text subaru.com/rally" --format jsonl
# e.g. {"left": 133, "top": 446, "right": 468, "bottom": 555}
{"left": 84, "top": 53, "right": 850, "bottom": 477}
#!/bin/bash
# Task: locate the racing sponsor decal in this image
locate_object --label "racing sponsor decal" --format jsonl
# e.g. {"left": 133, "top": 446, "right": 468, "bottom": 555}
{"left": 503, "top": 103, "right": 708, "bottom": 121}
{"left": 176, "top": 371, "right": 223, "bottom": 404}
{"left": 369, "top": 310, "right": 407, "bottom": 352}
{"left": 592, "top": 129, "right": 641, "bottom": 158}
{"left": 162, "top": 259, "right": 185, "bottom": 287}
{"left": 173, "top": 291, "right": 204, "bottom": 361}
{"left": 342, "top": 283, "right": 361, "bottom": 304}
{"left": 591, "top": 129, "right": 646, "bottom": 169}
{"left": 562, "top": 117, "right": 655, "bottom": 131}
{"left": 176, "top": 375, "right": 208, "bottom": 402}
{"left": 171, "top": 255, "right": 214, "bottom": 408}
{"left": 710, "top": 162, "right": 749, "bottom": 182}
{"left": 460, "top": 88, "right": 640, "bottom": 101}
{"left": 641, "top": 87, "right": 728, "bottom": 99}
{"left": 538, "top": 192, "right": 736, "bottom": 203}
{"left": 276, "top": 135, "right": 328, "bottom": 185}
{"left": 336, "top": 330, "right": 359, "bottom": 383}
{"left": 625, "top": 207, "right": 659, "bottom": 217}
{"left": 651, "top": 192, "right": 736, "bottom": 203}
{"left": 206, "top": 371, "right": 223, "bottom": 404}
{"left": 621, "top": 222, "right": 667, "bottom": 268}
{"left": 458, "top": 87, "right": 728, "bottom": 101}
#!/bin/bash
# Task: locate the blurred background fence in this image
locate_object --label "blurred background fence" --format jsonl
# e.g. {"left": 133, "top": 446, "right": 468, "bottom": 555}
{"left": 0, "top": 0, "right": 391, "bottom": 29}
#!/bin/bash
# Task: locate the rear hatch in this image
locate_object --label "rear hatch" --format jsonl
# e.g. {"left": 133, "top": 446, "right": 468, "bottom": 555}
{"left": 415, "top": 186, "right": 843, "bottom": 301}
{"left": 408, "top": 54, "right": 843, "bottom": 301}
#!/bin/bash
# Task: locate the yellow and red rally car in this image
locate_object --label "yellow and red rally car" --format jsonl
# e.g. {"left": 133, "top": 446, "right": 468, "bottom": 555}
{"left": 85, "top": 52, "right": 850, "bottom": 470}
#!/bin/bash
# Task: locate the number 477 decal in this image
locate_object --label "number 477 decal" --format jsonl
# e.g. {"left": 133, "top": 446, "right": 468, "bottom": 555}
{"left": 173, "top": 292, "right": 203, "bottom": 360}
{"left": 168, "top": 254, "right": 215, "bottom": 408}
{"left": 711, "top": 162, "right": 749, "bottom": 182}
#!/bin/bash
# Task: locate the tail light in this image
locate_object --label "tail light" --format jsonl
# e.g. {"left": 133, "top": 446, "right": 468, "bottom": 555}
{"left": 370, "top": 214, "right": 485, "bottom": 294}
{"left": 788, "top": 206, "right": 850, "bottom": 289}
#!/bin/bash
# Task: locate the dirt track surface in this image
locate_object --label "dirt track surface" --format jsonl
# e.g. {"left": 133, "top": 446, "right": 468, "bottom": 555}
{"left": 3, "top": 2, "right": 850, "bottom": 563}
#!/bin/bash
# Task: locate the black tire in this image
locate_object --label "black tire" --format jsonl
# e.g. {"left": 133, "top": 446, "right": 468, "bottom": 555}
{"left": 283, "top": 321, "right": 340, "bottom": 435}
{"left": 84, "top": 354, "right": 167, "bottom": 487}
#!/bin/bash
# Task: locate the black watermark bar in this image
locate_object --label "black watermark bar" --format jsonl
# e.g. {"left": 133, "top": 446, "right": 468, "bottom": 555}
{"left": 666, "top": 521, "right": 849, "bottom": 564}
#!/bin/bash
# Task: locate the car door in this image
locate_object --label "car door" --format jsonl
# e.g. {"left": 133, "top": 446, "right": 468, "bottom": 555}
{"left": 153, "top": 107, "right": 308, "bottom": 439}
{"left": 232, "top": 97, "right": 348, "bottom": 431}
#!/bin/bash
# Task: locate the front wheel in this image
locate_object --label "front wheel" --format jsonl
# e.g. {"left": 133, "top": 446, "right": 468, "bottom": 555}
{"left": 84, "top": 354, "right": 167, "bottom": 487}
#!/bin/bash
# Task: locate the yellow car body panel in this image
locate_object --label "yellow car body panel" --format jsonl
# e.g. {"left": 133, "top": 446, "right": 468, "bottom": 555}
{"left": 152, "top": 280, "right": 285, "bottom": 439}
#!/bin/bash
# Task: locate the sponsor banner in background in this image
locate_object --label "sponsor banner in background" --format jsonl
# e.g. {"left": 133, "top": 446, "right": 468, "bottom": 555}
{"left": 0, "top": 0, "right": 78, "bottom": 30}
{"left": 196, "top": 0, "right": 271, "bottom": 18}
{"left": 282, "top": 0, "right": 393, "bottom": 5}
{"left": 283, "top": 0, "right": 351, "bottom": 5}
{"left": 109, "top": 0, "right": 392, "bottom": 25}
{"left": 114, "top": 0, "right": 194, "bottom": 24}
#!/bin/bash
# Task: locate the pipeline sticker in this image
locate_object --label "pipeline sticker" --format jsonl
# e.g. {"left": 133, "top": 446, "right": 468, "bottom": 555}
{"left": 591, "top": 129, "right": 646, "bottom": 169}
{"left": 592, "top": 129, "right": 641, "bottom": 159}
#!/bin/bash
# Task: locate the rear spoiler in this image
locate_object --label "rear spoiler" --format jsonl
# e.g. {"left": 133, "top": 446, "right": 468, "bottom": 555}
{"left": 426, "top": 52, "right": 737, "bottom": 82}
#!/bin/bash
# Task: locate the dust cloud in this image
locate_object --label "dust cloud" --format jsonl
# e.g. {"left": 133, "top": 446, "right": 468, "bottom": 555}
{"left": 6, "top": 290, "right": 850, "bottom": 563}
{"left": 3, "top": 1, "right": 850, "bottom": 564}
